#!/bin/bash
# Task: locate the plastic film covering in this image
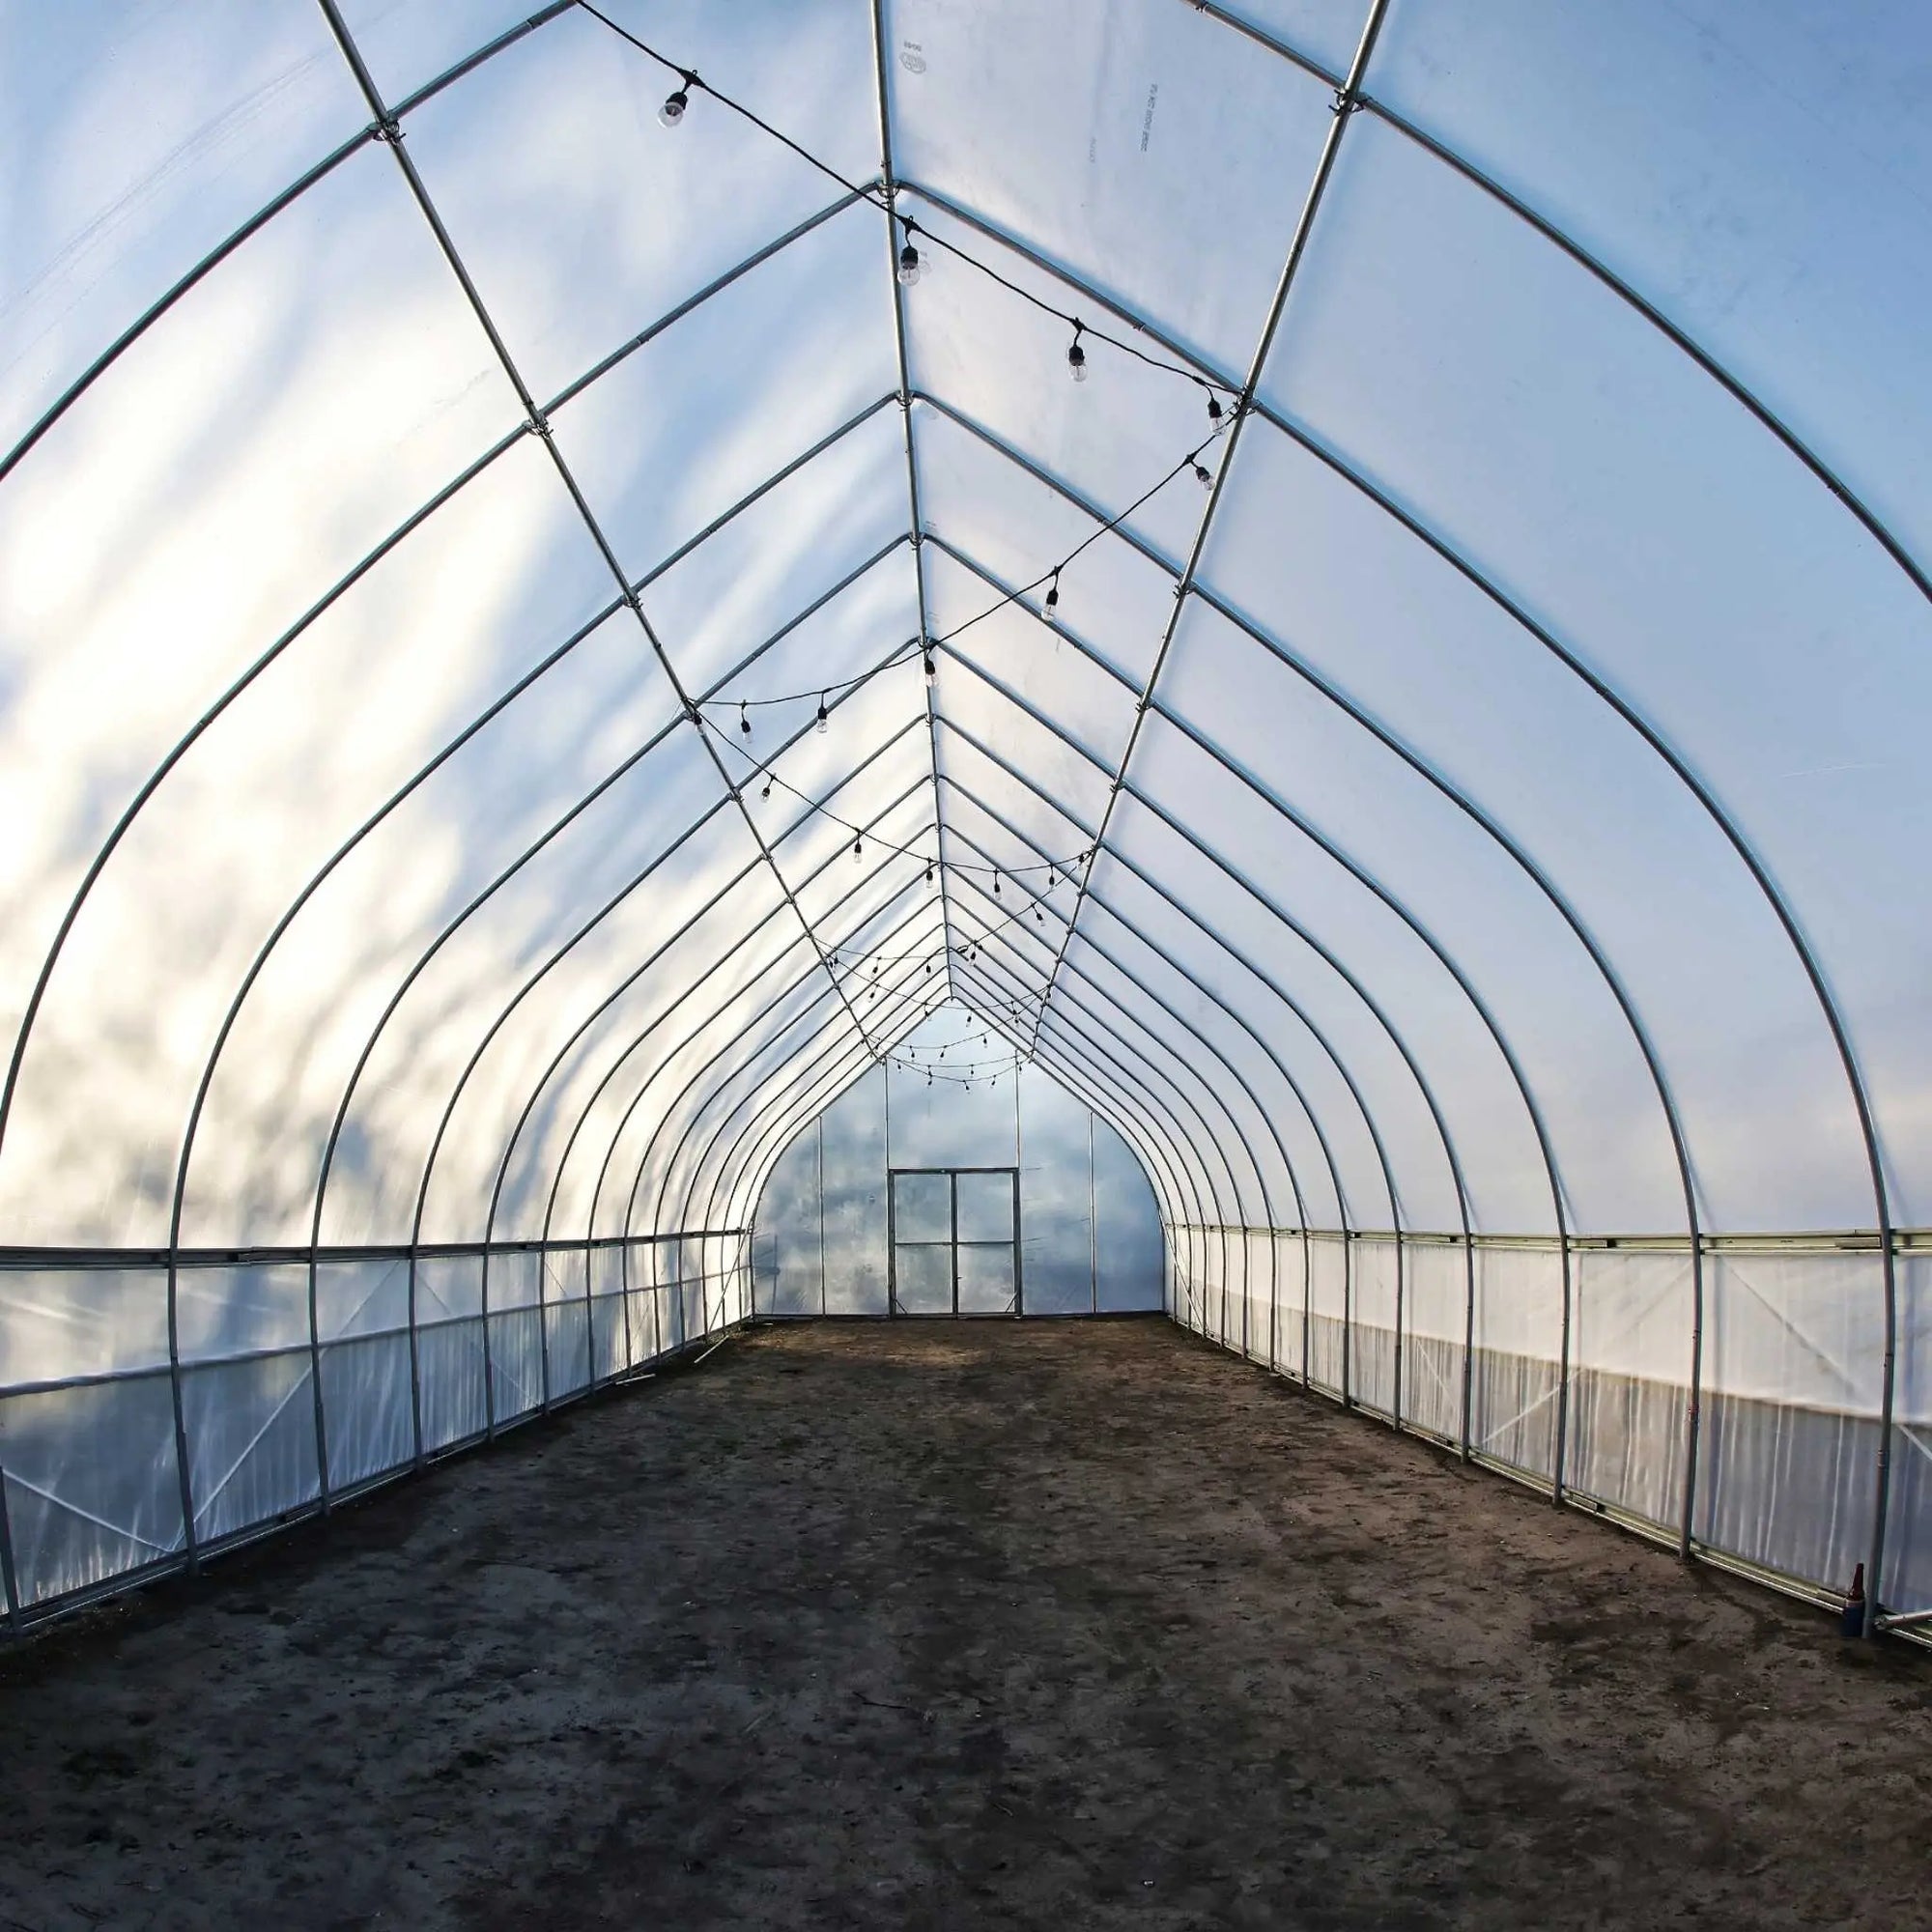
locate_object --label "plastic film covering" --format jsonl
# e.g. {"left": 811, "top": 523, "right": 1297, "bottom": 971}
{"left": 4, "top": 0, "right": 1932, "bottom": 1635}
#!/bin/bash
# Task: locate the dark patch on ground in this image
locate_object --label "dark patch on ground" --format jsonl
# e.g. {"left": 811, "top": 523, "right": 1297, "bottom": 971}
{"left": 2, "top": 1321, "right": 1925, "bottom": 1928}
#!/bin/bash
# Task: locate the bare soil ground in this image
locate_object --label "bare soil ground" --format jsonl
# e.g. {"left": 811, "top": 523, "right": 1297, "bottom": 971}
{"left": 3, "top": 1320, "right": 1927, "bottom": 1930}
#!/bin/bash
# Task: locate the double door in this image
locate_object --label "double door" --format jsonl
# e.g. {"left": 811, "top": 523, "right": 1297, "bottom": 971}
{"left": 888, "top": 1167, "right": 1021, "bottom": 1317}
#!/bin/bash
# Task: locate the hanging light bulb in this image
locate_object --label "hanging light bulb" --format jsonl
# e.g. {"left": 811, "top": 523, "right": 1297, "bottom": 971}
{"left": 739, "top": 701, "right": 752, "bottom": 736}
{"left": 923, "top": 644, "right": 937, "bottom": 684}
{"left": 1208, "top": 393, "right": 1227, "bottom": 435}
{"left": 1043, "top": 570, "right": 1060, "bottom": 624}
{"left": 897, "top": 233, "right": 923, "bottom": 286}
{"left": 659, "top": 79, "right": 691, "bottom": 127}
{"left": 759, "top": 779, "right": 772, "bottom": 800}
{"left": 853, "top": 835, "right": 863, "bottom": 862}
{"left": 924, "top": 862, "right": 934, "bottom": 884}
{"left": 1067, "top": 322, "right": 1087, "bottom": 383}
{"left": 816, "top": 694, "right": 829, "bottom": 733}
{"left": 994, "top": 873, "right": 1002, "bottom": 896}
{"left": 1192, "top": 460, "right": 1213, "bottom": 490}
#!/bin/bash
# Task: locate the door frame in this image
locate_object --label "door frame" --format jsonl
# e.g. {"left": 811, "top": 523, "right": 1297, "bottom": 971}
{"left": 886, "top": 1166, "right": 1023, "bottom": 1318}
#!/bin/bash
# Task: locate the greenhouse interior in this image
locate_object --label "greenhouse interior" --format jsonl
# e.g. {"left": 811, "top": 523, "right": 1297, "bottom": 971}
{"left": 3, "top": 0, "right": 1930, "bottom": 1923}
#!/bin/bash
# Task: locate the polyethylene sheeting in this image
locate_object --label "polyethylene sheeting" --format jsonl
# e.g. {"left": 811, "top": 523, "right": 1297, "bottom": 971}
{"left": 5, "top": 0, "right": 1932, "bottom": 1631}
{"left": 0, "top": 1236, "right": 743, "bottom": 1609}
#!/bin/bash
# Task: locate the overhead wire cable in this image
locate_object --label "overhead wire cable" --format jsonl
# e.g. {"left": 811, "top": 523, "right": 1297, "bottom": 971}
{"left": 572, "top": 0, "right": 1236, "bottom": 403}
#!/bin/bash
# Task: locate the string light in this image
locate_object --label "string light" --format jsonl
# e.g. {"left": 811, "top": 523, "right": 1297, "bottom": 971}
{"left": 1043, "top": 570, "right": 1061, "bottom": 624}
{"left": 739, "top": 701, "right": 752, "bottom": 736}
{"left": 923, "top": 642, "right": 937, "bottom": 684}
{"left": 1192, "top": 460, "right": 1213, "bottom": 490}
{"left": 897, "top": 219, "right": 923, "bottom": 287}
{"left": 604, "top": 5, "right": 1236, "bottom": 412}
{"left": 658, "top": 74, "right": 693, "bottom": 126}
{"left": 1208, "top": 394, "right": 1226, "bottom": 434}
{"left": 1067, "top": 322, "right": 1088, "bottom": 383}
{"left": 815, "top": 694, "right": 828, "bottom": 734}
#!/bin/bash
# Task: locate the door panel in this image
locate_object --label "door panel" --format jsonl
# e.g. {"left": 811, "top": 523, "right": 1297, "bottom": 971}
{"left": 894, "top": 1171, "right": 952, "bottom": 1244}
{"left": 957, "top": 1243, "right": 1016, "bottom": 1315}
{"left": 954, "top": 1170, "right": 1015, "bottom": 1243}
{"left": 890, "top": 1168, "right": 1022, "bottom": 1317}
{"left": 894, "top": 1242, "right": 953, "bottom": 1316}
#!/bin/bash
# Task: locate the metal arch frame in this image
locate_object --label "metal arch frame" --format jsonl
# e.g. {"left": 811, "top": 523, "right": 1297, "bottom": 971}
{"left": 1186, "top": 0, "right": 1932, "bottom": 613}
{"left": 711, "top": 967, "right": 1192, "bottom": 1320}
{"left": 900, "top": 146, "right": 1896, "bottom": 1575}
{"left": 949, "top": 852, "right": 1272, "bottom": 1350}
{"left": 557, "top": 768, "right": 940, "bottom": 1252}
{"left": 937, "top": 743, "right": 1379, "bottom": 1367}
{"left": 524, "top": 766, "right": 936, "bottom": 1260}
{"left": 652, "top": 925, "right": 944, "bottom": 1283}
{"left": 0, "top": 212, "right": 886, "bottom": 1185}
{"left": 937, "top": 804, "right": 1297, "bottom": 1362}
{"left": 625, "top": 909, "right": 944, "bottom": 1278}
{"left": 707, "top": 1034, "right": 893, "bottom": 1261}
{"left": 706, "top": 1005, "right": 920, "bottom": 1255}
{"left": 302, "top": 694, "right": 916, "bottom": 1495}
{"left": 182, "top": 416, "right": 909, "bottom": 1281}
{"left": 633, "top": 890, "right": 947, "bottom": 1249}
{"left": 941, "top": 941, "right": 1203, "bottom": 1276}
{"left": 945, "top": 939, "right": 1212, "bottom": 1302}
{"left": 0, "top": 0, "right": 1182, "bottom": 1326}
{"left": 915, "top": 430, "right": 1581, "bottom": 1455}
{"left": 295, "top": 579, "right": 924, "bottom": 1482}
{"left": 706, "top": 1016, "right": 935, "bottom": 1308}
{"left": 942, "top": 864, "right": 1247, "bottom": 1326}
{"left": 909, "top": 393, "right": 1724, "bottom": 1512}
{"left": 943, "top": 863, "right": 1241, "bottom": 1298}
{"left": 979, "top": 0, "right": 1394, "bottom": 1092}
{"left": 318, "top": 7, "right": 897, "bottom": 1153}
{"left": 474, "top": 747, "right": 934, "bottom": 1267}
{"left": 625, "top": 972, "right": 880, "bottom": 1310}
{"left": 865, "top": 0, "right": 958, "bottom": 1013}
{"left": 471, "top": 810, "right": 936, "bottom": 1410}
{"left": 649, "top": 1020, "right": 885, "bottom": 1321}
{"left": 932, "top": 751, "right": 1327, "bottom": 1296}
{"left": 158, "top": 508, "right": 915, "bottom": 1513}
{"left": 937, "top": 658, "right": 1411, "bottom": 1322}
{"left": 566, "top": 859, "right": 938, "bottom": 1279}
{"left": 935, "top": 679, "right": 1524, "bottom": 1451}
{"left": 0, "top": 2, "right": 583, "bottom": 492}
{"left": 622, "top": 989, "right": 858, "bottom": 1337}
{"left": 937, "top": 911, "right": 1217, "bottom": 1263}
{"left": 925, "top": 534, "right": 1482, "bottom": 1421}
{"left": 581, "top": 905, "right": 932, "bottom": 1285}
{"left": 26, "top": 341, "right": 903, "bottom": 1520}
{"left": 406, "top": 755, "right": 931, "bottom": 1439}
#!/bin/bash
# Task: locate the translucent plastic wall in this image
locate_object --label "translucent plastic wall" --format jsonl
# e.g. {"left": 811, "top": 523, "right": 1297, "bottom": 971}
{"left": 4, "top": 0, "right": 1932, "bottom": 1633}
{"left": 753, "top": 1009, "right": 1163, "bottom": 1316}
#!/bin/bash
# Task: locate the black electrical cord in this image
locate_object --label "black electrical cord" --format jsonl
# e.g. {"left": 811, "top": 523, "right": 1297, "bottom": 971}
{"left": 575, "top": 2, "right": 1238, "bottom": 406}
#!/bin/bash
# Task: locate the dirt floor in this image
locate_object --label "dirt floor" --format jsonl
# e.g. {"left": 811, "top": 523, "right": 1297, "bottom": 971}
{"left": 3, "top": 1321, "right": 1928, "bottom": 1930}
